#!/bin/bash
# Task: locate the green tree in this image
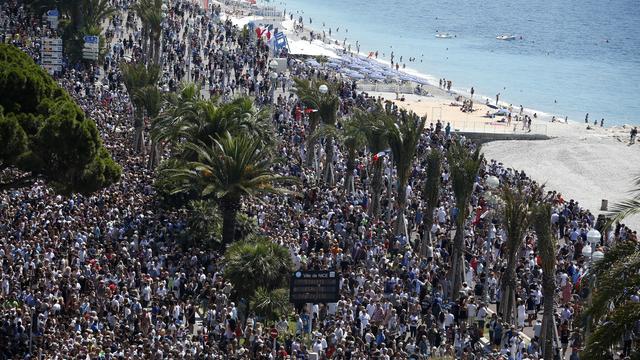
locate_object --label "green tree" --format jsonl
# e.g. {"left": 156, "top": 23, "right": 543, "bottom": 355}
{"left": 132, "top": 0, "right": 163, "bottom": 65}
{"left": 447, "top": 142, "right": 483, "bottom": 300}
{"left": 153, "top": 89, "right": 273, "bottom": 161}
{"left": 134, "top": 85, "right": 164, "bottom": 169}
{"left": 581, "top": 241, "right": 640, "bottom": 360}
{"left": 166, "top": 133, "right": 297, "bottom": 245}
{"left": 0, "top": 44, "right": 120, "bottom": 194}
{"left": 120, "top": 62, "right": 160, "bottom": 153}
{"left": 606, "top": 174, "right": 640, "bottom": 225}
{"left": 383, "top": 110, "right": 426, "bottom": 238}
{"left": 224, "top": 238, "right": 293, "bottom": 320}
{"left": 293, "top": 78, "right": 340, "bottom": 184}
{"left": 252, "top": 288, "right": 291, "bottom": 324}
{"left": 498, "top": 184, "right": 540, "bottom": 325}
{"left": 532, "top": 203, "right": 557, "bottom": 360}
{"left": 421, "top": 149, "right": 442, "bottom": 255}
{"left": 308, "top": 116, "right": 366, "bottom": 194}
{"left": 353, "top": 107, "right": 389, "bottom": 219}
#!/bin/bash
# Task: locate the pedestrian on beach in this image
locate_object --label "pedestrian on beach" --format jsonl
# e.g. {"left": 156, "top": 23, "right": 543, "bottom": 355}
{"left": 470, "top": 86, "right": 474, "bottom": 98}
{"left": 496, "top": 93, "right": 500, "bottom": 106}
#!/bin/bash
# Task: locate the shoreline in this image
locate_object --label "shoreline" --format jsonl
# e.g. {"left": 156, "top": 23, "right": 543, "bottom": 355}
{"left": 218, "top": 2, "right": 640, "bottom": 229}
{"left": 266, "top": 1, "right": 638, "bottom": 128}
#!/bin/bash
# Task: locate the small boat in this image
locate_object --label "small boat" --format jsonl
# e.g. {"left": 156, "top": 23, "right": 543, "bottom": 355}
{"left": 496, "top": 34, "right": 516, "bottom": 41}
{"left": 435, "top": 32, "right": 453, "bottom": 39}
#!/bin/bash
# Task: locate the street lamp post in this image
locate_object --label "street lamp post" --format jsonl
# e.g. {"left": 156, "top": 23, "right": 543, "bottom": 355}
{"left": 483, "top": 175, "right": 500, "bottom": 304}
{"left": 583, "top": 228, "right": 603, "bottom": 339}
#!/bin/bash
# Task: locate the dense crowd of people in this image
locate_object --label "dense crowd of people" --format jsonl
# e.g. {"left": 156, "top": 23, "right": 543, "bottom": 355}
{"left": 1, "top": 0, "right": 638, "bottom": 359}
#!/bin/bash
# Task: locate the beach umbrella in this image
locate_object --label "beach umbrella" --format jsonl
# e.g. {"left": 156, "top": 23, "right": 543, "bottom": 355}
{"left": 305, "top": 59, "right": 321, "bottom": 67}
{"left": 347, "top": 71, "right": 365, "bottom": 79}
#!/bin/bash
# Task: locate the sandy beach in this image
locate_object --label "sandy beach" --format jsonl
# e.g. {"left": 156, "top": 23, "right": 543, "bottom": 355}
{"left": 366, "top": 91, "right": 640, "bottom": 230}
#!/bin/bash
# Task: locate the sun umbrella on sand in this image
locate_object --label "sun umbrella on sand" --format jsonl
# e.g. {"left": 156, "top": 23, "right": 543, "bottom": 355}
{"left": 305, "top": 59, "right": 321, "bottom": 67}
{"left": 368, "top": 73, "right": 385, "bottom": 81}
{"left": 346, "top": 71, "right": 365, "bottom": 79}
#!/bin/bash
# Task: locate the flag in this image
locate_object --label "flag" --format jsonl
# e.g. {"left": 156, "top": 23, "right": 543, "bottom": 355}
{"left": 575, "top": 269, "right": 588, "bottom": 289}
{"left": 372, "top": 151, "right": 387, "bottom": 162}
{"left": 266, "top": 31, "right": 271, "bottom": 40}
{"left": 256, "top": 28, "right": 263, "bottom": 38}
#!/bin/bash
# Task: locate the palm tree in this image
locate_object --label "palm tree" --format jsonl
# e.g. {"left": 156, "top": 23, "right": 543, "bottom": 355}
{"left": 120, "top": 62, "right": 160, "bottom": 153}
{"left": 134, "top": 85, "right": 163, "bottom": 169}
{"left": 353, "top": 107, "right": 389, "bottom": 219}
{"left": 224, "top": 238, "right": 293, "bottom": 322}
{"left": 498, "top": 183, "right": 539, "bottom": 325}
{"left": 81, "top": 0, "right": 115, "bottom": 30}
{"left": 166, "top": 132, "right": 297, "bottom": 245}
{"left": 293, "top": 78, "right": 340, "bottom": 185}
{"left": 151, "top": 83, "right": 201, "bottom": 149}
{"left": 581, "top": 240, "right": 640, "bottom": 360}
{"left": 252, "top": 287, "right": 291, "bottom": 325}
{"left": 532, "top": 203, "right": 557, "bottom": 360}
{"left": 606, "top": 174, "right": 640, "bottom": 225}
{"left": 447, "top": 142, "right": 483, "bottom": 300}
{"left": 153, "top": 90, "right": 273, "bottom": 161}
{"left": 421, "top": 149, "right": 442, "bottom": 255}
{"left": 383, "top": 110, "right": 426, "bottom": 238}
{"left": 308, "top": 117, "right": 367, "bottom": 194}
{"left": 341, "top": 117, "right": 368, "bottom": 194}
{"left": 133, "top": 0, "right": 163, "bottom": 65}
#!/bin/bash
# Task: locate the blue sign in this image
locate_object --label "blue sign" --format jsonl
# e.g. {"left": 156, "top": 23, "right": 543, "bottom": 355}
{"left": 83, "top": 35, "right": 99, "bottom": 44}
{"left": 274, "top": 32, "right": 288, "bottom": 51}
{"left": 47, "top": 9, "right": 59, "bottom": 17}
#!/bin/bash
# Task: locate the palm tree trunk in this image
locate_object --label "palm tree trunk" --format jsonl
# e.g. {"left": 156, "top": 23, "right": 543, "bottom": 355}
{"left": 420, "top": 206, "right": 435, "bottom": 256}
{"left": 154, "top": 36, "right": 161, "bottom": 65}
{"left": 344, "top": 149, "right": 356, "bottom": 194}
{"left": 541, "top": 270, "right": 555, "bottom": 360}
{"left": 499, "top": 247, "right": 518, "bottom": 325}
{"left": 71, "top": 1, "right": 83, "bottom": 32}
{"left": 220, "top": 197, "right": 240, "bottom": 246}
{"left": 305, "top": 115, "right": 319, "bottom": 167}
{"left": 133, "top": 109, "right": 145, "bottom": 154}
{"left": 323, "top": 136, "right": 335, "bottom": 185}
{"left": 395, "top": 183, "right": 408, "bottom": 237}
{"left": 449, "top": 219, "right": 466, "bottom": 300}
{"left": 305, "top": 142, "right": 315, "bottom": 168}
{"left": 147, "top": 140, "right": 161, "bottom": 170}
{"left": 142, "top": 28, "right": 149, "bottom": 57}
{"left": 369, "top": 159, "right": 383, "bottom": 219}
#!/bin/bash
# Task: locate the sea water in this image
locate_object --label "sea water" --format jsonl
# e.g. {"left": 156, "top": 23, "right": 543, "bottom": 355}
{"left": 275, "top": 0, "right": 640, "bottom": 125}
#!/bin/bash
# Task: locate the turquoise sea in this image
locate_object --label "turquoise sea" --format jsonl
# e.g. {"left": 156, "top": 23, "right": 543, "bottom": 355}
{"left": 274, "top": 0, "right": 640, "bottom": 125}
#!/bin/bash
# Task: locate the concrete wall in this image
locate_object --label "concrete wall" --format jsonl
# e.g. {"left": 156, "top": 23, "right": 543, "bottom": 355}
{"left": 460, "top": 132, "right": 552, "bottom": 144}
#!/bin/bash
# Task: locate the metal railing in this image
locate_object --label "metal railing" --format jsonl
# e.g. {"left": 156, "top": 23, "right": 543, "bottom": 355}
{"left": 356, "top": 83, "right": 416, "bottom": 94}
{"left": 447, "top": 119, "right": 548, "bottom": 135}
{"left": 252, "top": 7, "right": 283, "bottom": 18}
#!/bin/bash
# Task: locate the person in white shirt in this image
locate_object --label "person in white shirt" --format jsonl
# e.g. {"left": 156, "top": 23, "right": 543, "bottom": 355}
{"left": 359, "top": 308, "right": 370, "bottom": 335}
{"left": 517, "top": 300, "right": 526, "bottom": 329}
